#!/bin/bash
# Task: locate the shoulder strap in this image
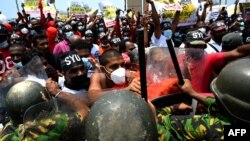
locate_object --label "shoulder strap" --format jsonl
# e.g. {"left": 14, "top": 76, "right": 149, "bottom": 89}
{"left": 207, "top": 43, "right": 219, "bottom": 52}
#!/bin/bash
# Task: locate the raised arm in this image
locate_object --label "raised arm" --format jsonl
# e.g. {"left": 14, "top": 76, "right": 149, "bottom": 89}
{"left": 171, "top": 11, "right": 180, "bottom": 34}
{"left": 38, "top": 0, "right": 46, "bottom": 29}
{"left": 224, "top": 43, "right": 250, "bottom": 63}
{"left": 147, "top": 0, "right": 161, "bottom": 39}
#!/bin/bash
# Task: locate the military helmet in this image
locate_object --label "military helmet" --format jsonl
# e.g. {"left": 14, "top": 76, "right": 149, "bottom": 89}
{"left": 5, "top": 80, "right": 51, "bottom": 124}
{"left": 210, "top": 58, "right": 250, "bottom": 123}
{"left": 85, "top": 90, "right": 157, "bottom": 141}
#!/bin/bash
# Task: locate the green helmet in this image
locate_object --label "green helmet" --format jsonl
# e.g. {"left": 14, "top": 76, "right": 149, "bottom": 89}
{"left": 5, "top": 80, "right": 51, "bottom": 124}
{"left": 85, "top": 90, "right": 158, "bottom": 141}
{"left": 210, "top": 58, "right": 250, "bottom": 123}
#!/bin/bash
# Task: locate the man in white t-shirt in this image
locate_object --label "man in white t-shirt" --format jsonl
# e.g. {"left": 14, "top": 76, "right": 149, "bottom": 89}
{"left": 147, "top": 0, "right": 179, "bottom": 47}
{"left": 150, "top": 21, "right": 173, "bottom": 47}
{"left": 205, "top": 21, "right": 227, "bottom": 54}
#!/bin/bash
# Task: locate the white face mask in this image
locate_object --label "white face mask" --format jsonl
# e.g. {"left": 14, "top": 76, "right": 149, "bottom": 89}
{"left": 198, "top": 27, "right": 206, "bottom": 34}
{"left": 240, "top": 26, "right": 245, "bottom": 31}
{"left": 0, "top": 40, "right": 9, "bottom": 48}
{"left": 110, "top": 67, "right": 126, "bottom": 85}
{"left": 21, "top": 28, "right": 29, "bottom": 34}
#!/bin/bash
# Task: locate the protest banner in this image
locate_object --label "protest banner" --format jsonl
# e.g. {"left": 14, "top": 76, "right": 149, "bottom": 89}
{"left": 98, "top": 1, "right": 117, "bottom": 27}
{"left": 22, "top": 0, "right": 56, "bottom": 16}
{"left": 58, "top": 11, "right": 68, "bottom": 20}
{"left": 148, "top": 0, "right": 198, "bottom": 26}
{"left": 68, "top": 0, "right": 91, "bottom": 18}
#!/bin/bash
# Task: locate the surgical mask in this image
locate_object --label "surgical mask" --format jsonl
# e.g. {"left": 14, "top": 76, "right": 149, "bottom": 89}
{"left": 163, "top": 29, "right": 172, "bottom": 39}
{"left": 21, "top": 28, "right": 29, "bottom": 34}
{"left": 82, "top": 57, "right": 93, "bottom": 69}
{"left": 198, "top": 28, "right": 206, "bottom": 34}
{"left": 65, "top": 31, "right": 74, "bottom": 40}
{"left": 110, "top": 67, "right": 126, "bottom": 85}
{"left": 13, "top": 61, "right": 23, "bottom": 69}
{"left": 0, "top": 40, "right": 9, "bottom": 48}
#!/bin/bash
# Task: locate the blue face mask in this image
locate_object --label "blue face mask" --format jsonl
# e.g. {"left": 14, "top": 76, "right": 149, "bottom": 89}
{"left": 65, "top": 31, "right": 74, "bottom": 40}
{"left": 13, "top": 61, "right": 23, "bottom": 69}
{"left": 163, "top": 29, "right": 172, "bottom": 40}
{"left": 82, "top": 57, "right": 93, "bottom": 70}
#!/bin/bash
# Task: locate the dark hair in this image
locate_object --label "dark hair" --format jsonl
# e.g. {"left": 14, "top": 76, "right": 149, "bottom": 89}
{"left": 70, "top": 39, "right": 92, "bottom": 51}
{"left": 21, "top": 49, "right": 43, "bottom": 66}
{"left": 10, "top": 43, "right": 25, "bottom": 49}
{"left": 100, "top": 49, "right": 121, "bottom": 66}
{"left": 32, "top": 33, "right": 47, "bottom": 47}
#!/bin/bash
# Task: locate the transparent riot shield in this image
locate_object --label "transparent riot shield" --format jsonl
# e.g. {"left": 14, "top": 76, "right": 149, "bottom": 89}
{"left": 146, "top": 47, "right": 206, "bottom": 101}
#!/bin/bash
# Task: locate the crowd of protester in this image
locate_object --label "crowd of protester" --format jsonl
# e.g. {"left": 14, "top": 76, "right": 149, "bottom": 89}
{"left": 0, "top": 0, "right": 250, "bottom": 140}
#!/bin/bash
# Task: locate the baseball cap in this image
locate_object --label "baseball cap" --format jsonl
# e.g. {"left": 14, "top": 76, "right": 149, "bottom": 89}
{"left": 85, "top": 30, "right": 93, "bottom": 36}
{"left": 160, "top": 21, "right": 171, "bottom": 30}
{"left": 186, "top": 30, "right": 206, "bottom": 45}
{"left": 222, "top": 32, "right": 243, "bottom": 50}
{"left": 210, "top": 21, "right": 226, "bottom": 31}
{"left": 61, "top": 24, "right": 72, "bottom": 33}
{"left": 60, "top": 51, "right": 84, "bottom": 72}
{"left": 99, "top": 32, "right": 108, "bottom": 39}
{"left": 110, "top": 38, "right": 121, "bottom": 45}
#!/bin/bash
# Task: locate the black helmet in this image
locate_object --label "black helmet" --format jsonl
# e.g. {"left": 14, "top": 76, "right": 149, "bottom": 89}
{"left": 210, "top": 58, "right": 250, "bottom": 123}
{"left": 61, "top": 24, "right": 72, "bottom": 33}
{"left": 5, "top": 80, "right": 51, "bottom": 124}
{"left": 85, "top": 90, "right": 157, "bottom": 141}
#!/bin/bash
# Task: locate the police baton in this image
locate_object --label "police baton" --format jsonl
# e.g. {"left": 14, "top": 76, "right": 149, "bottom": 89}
{"left": 166, "top": 39, "right": 195, "bottom": 112}
{"left": 137, "top": 27, "right": 148, "bottom": 102}
{"left": 166, "top": 39, "right": 184, "bottom": 85}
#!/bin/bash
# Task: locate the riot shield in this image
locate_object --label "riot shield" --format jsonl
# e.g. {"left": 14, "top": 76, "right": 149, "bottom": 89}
{"left": 22, "top": 94, "right": 88, "bottom": 141}
{"left": 146, "top": 47, "right": 206, "bottom": 101}
{"left": 0, "top": 56, "right": 48, "bottom": 123}
{"left": 85, "top": 90, "right": 158, "bottom": 141}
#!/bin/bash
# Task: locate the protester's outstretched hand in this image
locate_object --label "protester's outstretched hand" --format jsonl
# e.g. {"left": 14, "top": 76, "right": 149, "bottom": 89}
{"left": 38, "top": 0, "right": 43, "bottom": 9}
{"left": 46, "top": 78, "right": 60, "bottom": 96}
{"left": 126, "top": 78, "right": 141, "bottom": 95}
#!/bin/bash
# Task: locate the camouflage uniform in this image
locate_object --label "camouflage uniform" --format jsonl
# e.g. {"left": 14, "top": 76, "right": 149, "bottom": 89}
{"left": 0, "top": 112, "right": 84, "bottom": 141}
{"left": 157, "top": 98, "right": 231, "bottom": 141}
